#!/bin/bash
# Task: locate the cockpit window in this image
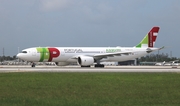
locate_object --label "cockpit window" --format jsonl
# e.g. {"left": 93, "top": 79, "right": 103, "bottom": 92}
{"left": 22, "top": 51, "right": 27, "bottom": 53}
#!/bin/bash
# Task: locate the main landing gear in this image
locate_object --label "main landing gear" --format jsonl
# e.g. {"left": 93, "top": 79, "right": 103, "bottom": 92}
{"left": 81, "top": 65, "right": 91, "bottom": 67}
{"left": 94, "top": 64, "right": 104, "bottom": 68}
{"left": 31, "top": 62, "right": 36, "bottom": 67}
{"left": 95, "top": 60, "right": 104, "bottom": 68}
{"left": 80, "top": 64, "right": 104, "bottom": 68}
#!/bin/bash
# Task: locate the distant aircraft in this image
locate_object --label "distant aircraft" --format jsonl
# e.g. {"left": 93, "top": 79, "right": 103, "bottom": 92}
{"left": 155, "top": 61, "right": 166, "bottom": 66}
{"left": 164, "top": 60, "right": 179, "bottom": 66}
{"left": 171, "top": 60, "right": 179, "bottom": 66}
{"left": 155, "top": 60, "right": 179, "bottom": 66}
{"left": 17, "top": 26, "right": 163, "bottom": 67}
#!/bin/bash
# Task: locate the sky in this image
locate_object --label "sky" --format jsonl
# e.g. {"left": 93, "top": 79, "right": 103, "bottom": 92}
{"left": 0, "top": 0, "right": 180, "bottom": 57}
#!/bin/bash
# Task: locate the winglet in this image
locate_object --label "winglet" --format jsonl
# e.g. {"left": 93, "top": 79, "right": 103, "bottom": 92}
{"left": 136, "top": 27, "right": 160, "bottom": 48}
{"left": 158, "top": 46, "right": 165, "bottom": 50}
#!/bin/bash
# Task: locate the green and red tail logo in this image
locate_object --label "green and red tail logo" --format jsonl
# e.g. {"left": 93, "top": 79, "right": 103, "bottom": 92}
{"left": 136, "top": 27, "right": 160, "bottom": 48}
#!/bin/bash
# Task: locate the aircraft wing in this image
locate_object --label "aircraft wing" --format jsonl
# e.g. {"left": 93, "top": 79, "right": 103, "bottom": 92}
{"left": 94, "top": 52, "right": 132, "bottom": 58}
{"left": 71, "top": 51, "right": 132, "bottom": 60}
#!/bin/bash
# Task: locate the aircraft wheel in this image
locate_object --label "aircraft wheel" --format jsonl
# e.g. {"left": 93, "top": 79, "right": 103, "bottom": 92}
{"left": 95, "top": 64, "right": 104, "bottom": 68}
{"left": 31, "top": 62, "right": 36, "bottom": 67}
{"left": 81, "top": 65, "right": 91, "bottom": 67}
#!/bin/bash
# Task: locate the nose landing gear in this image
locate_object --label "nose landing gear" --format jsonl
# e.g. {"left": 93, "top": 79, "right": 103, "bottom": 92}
{"left": 31, "top": 62, "right": 36, "bottom": 67}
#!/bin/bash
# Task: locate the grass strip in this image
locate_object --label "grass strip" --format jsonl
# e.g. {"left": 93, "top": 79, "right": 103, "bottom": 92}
{"left": 0, "top": 72, "right": 180, "bottom": 106}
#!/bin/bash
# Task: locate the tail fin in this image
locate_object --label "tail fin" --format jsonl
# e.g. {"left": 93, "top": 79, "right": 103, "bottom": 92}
{"left": 136, "top": 27, "right": 160, "bottom": 48}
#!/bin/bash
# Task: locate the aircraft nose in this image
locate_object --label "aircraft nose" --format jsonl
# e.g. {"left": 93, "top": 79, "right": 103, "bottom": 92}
{"left": 16, "top": 53, "right": 22, "bottom": 59}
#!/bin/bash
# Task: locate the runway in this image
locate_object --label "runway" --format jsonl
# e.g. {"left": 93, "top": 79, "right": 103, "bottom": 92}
{"left": 0, "top": 65, "right": 180, "bottom": 73}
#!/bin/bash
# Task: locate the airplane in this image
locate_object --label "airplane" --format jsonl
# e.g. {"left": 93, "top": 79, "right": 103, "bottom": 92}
{"left": 155, "top": 61, "right": 166, "bottom": 66}
{"left": 17, "top": 26, "right": 163, "bottom": 68}
{"left": 164, "top": 60, "right": 179, "bottom": 66}
{"left": 171, "top": 60, "right": 179, "bottom": 66}
{"left": 155, "top": 60, "right": 179, "bottom": 66}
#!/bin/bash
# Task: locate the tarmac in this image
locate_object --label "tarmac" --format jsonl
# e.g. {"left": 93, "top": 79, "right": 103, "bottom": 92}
{"left": 0, "top": 65, "right": 180, "bottom": 73}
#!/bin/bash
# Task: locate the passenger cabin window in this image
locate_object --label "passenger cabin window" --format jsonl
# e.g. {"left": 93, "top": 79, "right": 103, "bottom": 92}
{"left": 22, "top": 51, "right": 27, "bottom": 53}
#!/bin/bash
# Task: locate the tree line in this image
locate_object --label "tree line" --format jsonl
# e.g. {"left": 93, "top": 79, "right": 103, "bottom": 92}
{"left": 138, "top": 53, "right": 180, "bottom": 62}
{"left": 0, "top": 56, "right": 17, "bottom": 62}
{"left": 0, "top": 53, "right": 180, "bottom": 62}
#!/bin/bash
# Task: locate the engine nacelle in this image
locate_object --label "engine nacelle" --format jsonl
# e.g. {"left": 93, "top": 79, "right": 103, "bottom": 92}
{"left": 55, "top": 62, "right": 70, "bottom": 66}
{"left": 78, "top": 56, "right": 94, "bottom": 66}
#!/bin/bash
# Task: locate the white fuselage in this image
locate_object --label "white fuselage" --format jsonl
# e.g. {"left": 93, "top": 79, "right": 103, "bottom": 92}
{"left": 17, "top": 47, "right": 158, "bottom": 63}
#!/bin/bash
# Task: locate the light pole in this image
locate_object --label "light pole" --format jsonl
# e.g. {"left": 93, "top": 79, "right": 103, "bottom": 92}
{"left": 18, "top": 47, "right": 19, "bottom": 54}
{"left": 3, "top": 47, "right": 4, "bottom": 62}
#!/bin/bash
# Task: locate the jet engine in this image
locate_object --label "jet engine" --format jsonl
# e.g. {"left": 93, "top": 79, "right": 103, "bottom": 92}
{"left": 55, "top": 62, "right": 70, "bottom": 66}
{"left": 78, "top": 56, "right": 94, "bottom": 66}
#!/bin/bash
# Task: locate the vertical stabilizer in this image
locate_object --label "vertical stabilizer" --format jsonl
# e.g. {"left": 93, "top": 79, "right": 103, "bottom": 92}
{"left": 136, "top": 27, "right": 160, "bottom": 48}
